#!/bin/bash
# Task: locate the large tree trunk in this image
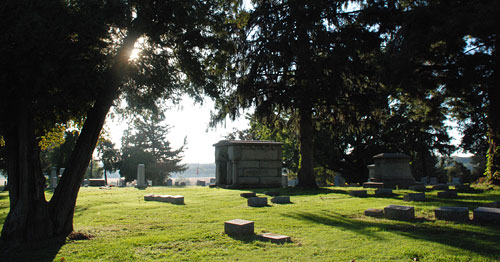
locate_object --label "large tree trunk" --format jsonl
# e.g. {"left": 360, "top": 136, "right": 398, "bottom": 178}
{"left": 486, "top": 33, "right": 500, "bottom": 184}
{"left": 1, "top": 100, "right": 53, "bottom": 243}
{"left": 296, "top": 107, "right": 317, "bottom": 188}
{"left": 48, "top": 31, "right": 141, "bottom": 236}
{"left": 1, "top": 30, "right": 141, "bottom": 243}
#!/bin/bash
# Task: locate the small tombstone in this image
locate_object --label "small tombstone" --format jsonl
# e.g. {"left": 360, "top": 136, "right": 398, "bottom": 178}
{"left": 349, "top": 190, "right": 367, "bottom": 197}
{"left": 50, "top": 167, "right": 58, "bottom": 189}
{"left": 334, "top": 176, "right": 345, "bottom": 187}
{"left": 404, "top": 193, "right": 426, "bottom": 202}
{"left": 281, "top": 175, "right": 288, "bottom": 188}
{"left": 408, "top": 185, "right": 426, "bottom": 192}
{"left": 210, "top": 178, "right": 216, "bottom": 184}
{"left": 429, "top": 178, "right": 438, "bottom": 185}
{"left": 144, "top": 194, "right": 157, "bottom": 201}
{"left": 174, "top": 181, "right": 179, "bottom": 186}
{"left": 364, "top": 208, "right": 384, "bottom": 218}
{"left": 384, "top": 205, "right": 415, "bottom": 221}
{"left": 136, "top": 164, "right": 147, "bottom": 189}
{"left": 166, "top": 179, "right": 173, "bottom": 186}
{"left": 196, "top": 180, "right": 206, "bottom": 186}
{"left": 248, "top": 197, "right": 268, "bottom": 207}
{"left": 437, "top": 191, "right": 458, "bottom": 198}
{"left": 224, "top": 219, "right": 254, "bottom": 236}
{"left": 455, "top": 184, "right": 470, "bottom": 192}
{"left": 257, "top": 233, "right": 291, "bottom": 244}
{"left": 483, "top": 201, "right": 500, "bottom": 208}
{"left": 473, "top": 207, "right": 500, "bottom": 223}
{"left": 119, "top": 177, "right": 126, "bottom": 187}
{"left": 432, "top": 184, "right": 449, "bottom": 191}
{"left": 434, "top": 207, "right": 469, "bottom": 222}
{"left": 288, "top": 179, "right": 298, "bottom": 187}
{"left": 264, "top": 191, "right": 280, "bottom": 197}
{"left": 271, "top": 196, "right": 291, "bottom": 204}
{"left": 451, "top": 177, "right": 461, "bottom": 185}
{"left": 375, "top": 188, "right": 393, "bottom": 197}
{"left": 420, "top": 177, "right": 428, "bottom": 185}
{"left": 180, "top": 182, "right": 186, "bottom": 187}
{"left": 169, "top": 195, "right": 184, "bottom": 205}
{"left": 240, "top": 192, "right": 257, "bottom": 198}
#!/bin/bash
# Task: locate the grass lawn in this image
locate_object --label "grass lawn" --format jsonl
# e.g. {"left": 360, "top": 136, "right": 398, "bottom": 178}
{"left": 1, "top": 185, "right": 500, "bottom": 261}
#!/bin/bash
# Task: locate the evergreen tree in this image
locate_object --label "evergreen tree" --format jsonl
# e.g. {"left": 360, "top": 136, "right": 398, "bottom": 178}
{"left": 214, "top": 0, "right": 383, "bottom": 187}
{"left": 118, "top": 113, "right": 186, "bottom": 185}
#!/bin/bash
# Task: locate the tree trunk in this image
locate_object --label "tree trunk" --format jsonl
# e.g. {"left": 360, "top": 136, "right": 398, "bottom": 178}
{"left": 1, "top": 30, "right": 142, "bottom": 243}
{"left": 1, "top": 100, "right": 53, "bottom": 243}
{"left": 296, "top": 107, "right": 317, "bottom": 188}
{"left": 486, "top": 33, "right": 500, "bottom": 184}
{"left": 48, "top": 30, "right": 141, "bottom": 237}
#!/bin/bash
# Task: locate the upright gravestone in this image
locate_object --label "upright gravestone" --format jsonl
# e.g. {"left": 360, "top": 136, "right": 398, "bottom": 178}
{"left": 166, "top": 179, "right": 173, "bottom": 186}
{"left": 334, "top": 175, "right": 345, "bottom": 187}
{"left": 50, "top": 167, "right": 58, "bottom": 189}
{"left": 363, "top": 153, "right": 416, "bottom": 189}
{"left": 136, "top": 164, "right": 147, "bottom": 189}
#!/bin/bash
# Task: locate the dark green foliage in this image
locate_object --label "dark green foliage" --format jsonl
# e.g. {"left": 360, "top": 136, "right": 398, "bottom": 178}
{"left": 215, "top": 0, "right": 384, "bottom": 187}
{"left": 118, "top": 113, "right": 186, "bottom": 185}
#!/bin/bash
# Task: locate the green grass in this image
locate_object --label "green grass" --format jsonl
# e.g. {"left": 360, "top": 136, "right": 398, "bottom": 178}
{"left": 1, "top": 186, "right": 500, "bottom": 261}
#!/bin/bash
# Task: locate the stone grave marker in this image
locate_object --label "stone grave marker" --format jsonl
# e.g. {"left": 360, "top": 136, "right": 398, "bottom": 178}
{"left": 384, "top": 205, "right": 415, "bottom": 221}
{"left": 429, "top": 177, "right": 438, "bottom": 185}
{"left": 473, "top": 207, "right": 500, "bottom": 223}
{"left": 408, "top": 185, "right": 426, "bottom": 192}
{"left": 271, "top": 196, "right": 291, "bottom": 204}
{"left": 483, "top": 201, "right": 500, "bottom": 208}
{"left": 264, "top": 191, "right": 280, "bottom": 196}
{"left": 257, "top": 233, "right": 291, "bottom": 244}
{"left": 404, "top": 193, "right": 426, "bottom": 202}
{"left": 432, "top": 184, "right": 449, "bottom": 191}
{"left": 375, "top": 188, "right": 393, "bottom": 197}
{"left": 454, "top": 184, "right": 470, "bottom": 192}
{"left": 224, "top": 219, "right": 254, "bottom": 236}
{"left": 349, "top": 190, "right": 368, "bottom": 197}
{"left": 364, "top": 208, "right": 384, "bottom": 218}
{"left": 240, "top": 192, "right": 257, "bottom": 198}
{"left": 196, "top": 180, "right": 206, "bottom": 186}
{"left": 50, "top": 167, "right": 58, "bottom": 189}
{"left": 434, "top": 207, "right": 469, "bottom": 222}
{"left": 136, "top": 164, "right": 147, "bottom": 189}
{"left": 166, "top": 179, "right": 173, "bottom": 186}
{"left": 362, "top": 153, "right": 416, "bottom": 189}
{"left": 334, "top": 175, "right": 345, "bottom": 187}
{"left": 437, "top": 191, "right": 458, "bottom": 198}
{"left": 248, "top": 197, "right": 268, "bottom": 207}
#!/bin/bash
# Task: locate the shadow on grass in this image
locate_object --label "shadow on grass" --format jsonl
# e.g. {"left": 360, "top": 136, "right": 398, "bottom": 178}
{"left": 284, "top": 210, "right": 500, "bottom": 259}
{"left": 0, "top": 238, "right": 65, "bottom": 262}
{"left": 234, "top": 187, "right": 351, "bottom": 197}
{"left": 227, "top": 234, "right": 293, "bottom": 245}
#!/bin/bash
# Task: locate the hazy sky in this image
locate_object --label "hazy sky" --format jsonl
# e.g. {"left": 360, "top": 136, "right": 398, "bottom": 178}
{"left": 106, "top": 95, "right": 250, "bottom": 164}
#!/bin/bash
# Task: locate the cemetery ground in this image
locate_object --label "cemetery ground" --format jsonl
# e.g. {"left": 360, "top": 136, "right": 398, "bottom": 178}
{"left": 1, "top": 186, "right": 500, "bottom": 261}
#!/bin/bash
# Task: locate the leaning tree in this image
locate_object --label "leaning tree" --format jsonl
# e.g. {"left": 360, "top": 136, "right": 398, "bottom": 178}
{"left": 0, "top": 0, "right": 237, "bottom": 243}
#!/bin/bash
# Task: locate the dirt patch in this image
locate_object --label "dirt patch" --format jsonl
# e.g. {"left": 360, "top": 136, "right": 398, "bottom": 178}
{"left": 68, "top": 231, "right": 93, "bottom": 241}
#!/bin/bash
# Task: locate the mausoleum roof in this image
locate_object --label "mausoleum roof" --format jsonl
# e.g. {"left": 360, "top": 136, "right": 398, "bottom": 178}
{"left": 213, "top": 140, "right": 283, "bottom": 147}
{"left": 372, "top": 153, "right": 410, "bottom": 159}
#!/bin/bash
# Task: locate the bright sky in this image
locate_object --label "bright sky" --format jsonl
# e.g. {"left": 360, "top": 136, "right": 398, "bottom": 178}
{"left": 106, "top": 95, "right": 250, "bottom": 164}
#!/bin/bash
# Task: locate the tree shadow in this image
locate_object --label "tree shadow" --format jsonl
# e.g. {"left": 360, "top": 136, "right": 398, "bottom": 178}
{"left": 0, "top": 237, "right": 65, "bottom": 262}
{"left": 284, "top": 211, "right": 500, "bottom": 259}
{"left": 235, "top": 187, "right": 351, "bottom": 197}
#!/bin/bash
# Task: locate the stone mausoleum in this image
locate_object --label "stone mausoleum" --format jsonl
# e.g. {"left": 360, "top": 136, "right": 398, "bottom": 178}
{"left": 214, "top": 140, "right": 283, "bottom": 188}
{"left": 363, "top": 153, "right": 417, "bottom": 189}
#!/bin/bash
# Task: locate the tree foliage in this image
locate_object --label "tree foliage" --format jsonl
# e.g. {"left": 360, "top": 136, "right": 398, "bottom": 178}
{"left": 118, "top": 113, "right": 186, "bottom": 185}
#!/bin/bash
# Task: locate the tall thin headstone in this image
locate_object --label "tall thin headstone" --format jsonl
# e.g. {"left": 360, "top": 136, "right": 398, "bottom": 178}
{"left": 136, "top": 164, "right": 147, "bottom": 189}
{"left": 50, "top": 167, "right": 58, "bottom": 189}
